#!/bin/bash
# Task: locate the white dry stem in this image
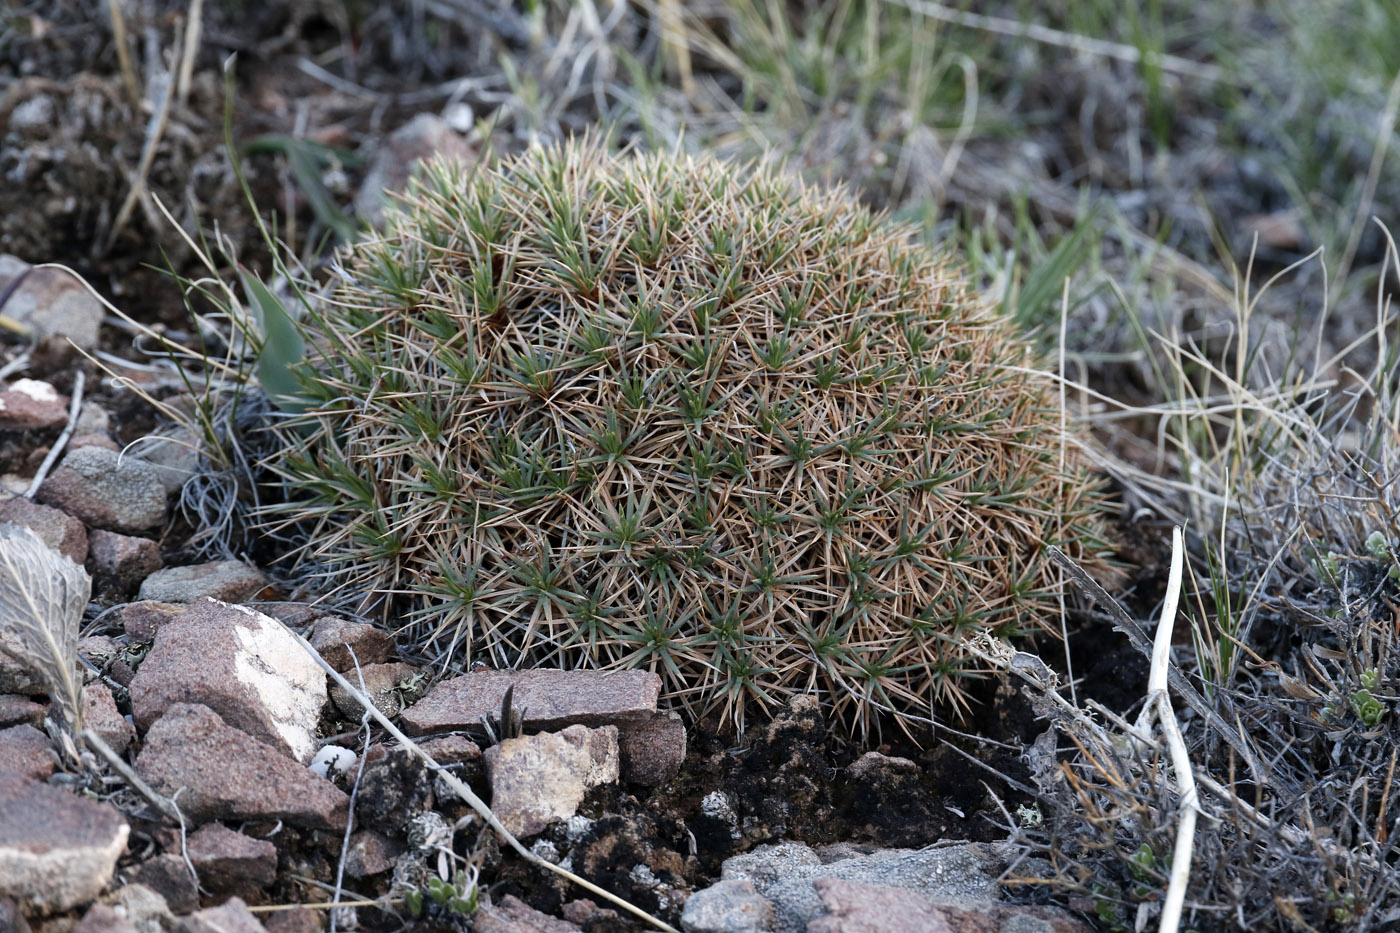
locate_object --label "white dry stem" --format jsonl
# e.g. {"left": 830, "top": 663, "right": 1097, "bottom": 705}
{"left": 279, "top": 623, "right": 679, "bottom": 933}
{"left": 24, "top": 371, "right": 85, "bottom": 499}
{"left": 1132, "top": 527, "right": 1196, "bottom": 933}
{"left": 176, "top": 0, "right": 203, "bottom": 105}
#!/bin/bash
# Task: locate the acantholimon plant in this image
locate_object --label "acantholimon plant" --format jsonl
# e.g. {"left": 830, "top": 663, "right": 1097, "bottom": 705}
{"left": 269, "top": 139, "right": 1117, "bottom": 739}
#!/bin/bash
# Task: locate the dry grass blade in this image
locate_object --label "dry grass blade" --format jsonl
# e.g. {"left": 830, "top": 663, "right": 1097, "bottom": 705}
{"left": 0, "top": 524, "right": 90, "bottom": 735}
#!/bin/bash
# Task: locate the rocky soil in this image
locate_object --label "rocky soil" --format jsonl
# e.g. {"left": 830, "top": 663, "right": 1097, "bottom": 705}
{"left": 0, "top": 380, "right": 1106, "bottom": 932}
{"left": 0, "top": 4, "right": 1170, "bottom": 929}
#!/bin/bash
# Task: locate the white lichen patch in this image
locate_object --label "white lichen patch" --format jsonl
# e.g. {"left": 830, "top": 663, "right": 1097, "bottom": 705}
{"left": 225, "top": 602, "right": 328, "bottom": 763}
{"left": 10, "top": 379, "right": 59, "bottom": 403}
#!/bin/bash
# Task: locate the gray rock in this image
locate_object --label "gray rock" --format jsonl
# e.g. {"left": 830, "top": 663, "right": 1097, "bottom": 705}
{"left": 401, "top": 669, "right": 660, "bottom": 736}
{"left": 128, "top": 428, "right": 204, "bottom": 496}
{"left": 82, "top": 682, "right": 135, "bottom": 755}
{"left": 177, "top": 897, "right": 266, "bottom": 933}
{"left": 484, "top": 724, "right": 619, "bottom": 837}
{"left": 135, "top": 703, "right": 348, "bottom": 830}
{"left": 680, "top": 879, "right": 773, "bottom": 933}
{"left": 88, "top": 530, "right": 162, "bottom": 593}
{"left": 0, "top": 379, "right": 68, "bottom": 432}
{"left": 129, "top": 599, "right": 327, "bottom": 763}
{"left": 473, "top": 894, "right": 581, "bottom": 933}
{"left": 307, "top": 615, "right": 395, "bottom": 671}
{"left": 807, "top": 876, "right": 1093, "bottom": 933}
{"left": 186, "top": 823, "right": 277, "bottom": 891}
{"left": 0, "top": 723, "right": 57, "bottom": 780}
{"left": 720, "top": 842, "right": 821, "bottom": 889}
{"left": 619, "top": 710, "right": 686, "bottom": 786}
{"left": 721, "top": 844, "right": 1001, "bottom": 933}
{"left": 0, "top": 256, "right": 105, "bottom": 349}
{"left": 354, "top": 114, "right": 479, "bottom": 228}
{"left": 36, "top": 447, "right": 166, "bottom": 533}
{"left": 0, "top": 497, "right": 88, "bottom": 562}
{"left": 344, "top": 830, "right": 399, "bottom": 878}
{"left": 0, "top": 770, "right": 129, "bottom": 913}
{"left": 137, "top": 560, "right": 269, "bottom": 604}
{"left": 328, "top": 661, "right": 422, "bottom": 720}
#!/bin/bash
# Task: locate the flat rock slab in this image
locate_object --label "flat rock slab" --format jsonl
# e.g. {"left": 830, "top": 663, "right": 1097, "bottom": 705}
{"left": 484, "top": 724, "right": 619, "bottom": 837}
{"left": 806, "top": 877, "right": 1092, "bottom": 933}
{"left": 0, "top": 770, "right": 129, "bottom": 913}
{"left": 36, "top": 446, "right": 166, "bottom": 533}
{"left": 137, "top": 560, "right": 269, "bottom": 604}
{"left": 129, "top": 599, "right": 327, "bottom": 763}
{"left": 135, "top": 703, "right": 348, "bottom": 831}
{"left": 401, "top": 669, "right": 660, "bottom": 736}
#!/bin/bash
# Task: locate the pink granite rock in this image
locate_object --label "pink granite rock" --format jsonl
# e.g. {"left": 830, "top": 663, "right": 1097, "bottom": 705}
{"left": 473, "top": 895, "right": 581, "bottom": 933}
{"left": 124, "top": 853, "right": 198, "bottom": 914}
{"left": 0, "top": 770, "right": 129, "bottom": 913}
{"left": 135, "top": 703, "right": 348, "bottom": 830}
{"left": 88, "top": 529, "right": 162, "bottom": 592}
{"left": 82, "top": 683, "right": 135, "bottom": 755}
{"left": 0, "top": 379, "right": 68, "bottom": 431}
{"left": 118, "top": 601, "right": 184, "bottom": 643}
{"left": 0, "top": 694, "right": 44, "bottom": 729}
{"left": 178, "top": 896, "right": 266, "bottom": 933}
{"left": 401, "top": 669, "right": 660, "bottom": 736}
{"left": 0, "top": 724, "right": 56, "bottom": 780}
{"left": 308, "top": 615, "right": 395, "bottom": 671}
{"left": 129, "top": 599, "right": 328, "bottom": 763}
{"left": 618, "top": 711, "right": 686, "bottom": 786}
{"left": 0, "top": 497, "right": 87, "bottom": 562}
{"left": 186, "top": 823, "right": 277, "bottom": 891}
{"left": 344, "top": 830, "right": 399, "bottom": 878}
{"left": 328, "top": 661, "right": 422, "bottom": 720}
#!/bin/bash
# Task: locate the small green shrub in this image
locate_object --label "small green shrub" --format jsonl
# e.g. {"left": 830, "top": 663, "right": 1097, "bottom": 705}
{"left": 268, "top": 140, "right": 1116, "bottom": 738}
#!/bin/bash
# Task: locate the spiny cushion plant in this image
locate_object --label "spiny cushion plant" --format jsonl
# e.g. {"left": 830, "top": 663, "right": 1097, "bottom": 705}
{"left": 271, "top": 140, "right": 1116, "bottom": 739}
